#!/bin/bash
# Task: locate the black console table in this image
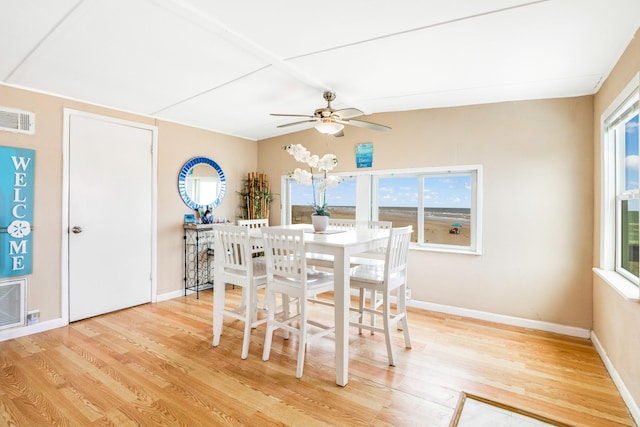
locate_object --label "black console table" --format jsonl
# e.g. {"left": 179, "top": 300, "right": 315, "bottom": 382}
{"left": 183, "top": 224, "right": 215, "bottom": 298}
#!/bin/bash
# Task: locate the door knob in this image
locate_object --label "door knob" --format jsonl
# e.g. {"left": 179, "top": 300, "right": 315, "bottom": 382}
{"left": 71, "top": 226, "right": 83, "bottom": 234}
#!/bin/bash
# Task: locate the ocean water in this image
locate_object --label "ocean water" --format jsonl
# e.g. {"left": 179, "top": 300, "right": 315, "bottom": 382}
{"left": 293, "top": 206, "right": 470, "bottom": 223}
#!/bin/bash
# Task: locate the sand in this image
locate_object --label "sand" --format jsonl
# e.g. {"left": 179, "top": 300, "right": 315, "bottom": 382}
{"left": 293, "top": 206, "right": 471, "bottom": 246}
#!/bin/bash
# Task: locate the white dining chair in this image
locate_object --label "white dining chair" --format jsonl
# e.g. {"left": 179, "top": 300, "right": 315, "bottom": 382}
{"left": 238, "top": 218, "right": 269, "bottom": 256}
{"left": 261, "top": 227, "right": 335, "bottom": 379}
{"left": 212, "top": 225, "right": 268, "bottom": 359}
{"left": 328, "top": 218, "right": 369, "bottom": 231}
{"left": 306, "top": 219, "right": 374, "bottom": 269}
{"left": 307, "top": 220, "right": 393, "bottom": 314}
{"left": 349, "top": 225, "right": 412, "bottom": 366}
{"left": 349, "top": 220, "right": 393, "bottom": 329}
{"left": 306, "top": 219, "right": 356, "bottom": 268}
{"left": 351, "top": 220, "right": 393, "bottom": 261}
{"left": 237, "top": 218, "right": 269, "bottom": 229}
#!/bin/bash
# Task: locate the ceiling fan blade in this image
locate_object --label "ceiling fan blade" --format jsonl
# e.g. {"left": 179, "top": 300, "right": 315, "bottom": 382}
{"left": 333, "top": 107, "right": 363, "bottom": 119}
{"left": 276, "top": 119, "right": 317, "bottom": 129}
{"left": 271, "top": 113, "right": 315, "bottom": 118}
{"left": 272, "top": 93, "right": 388, "bottom": 134}
{"left": 343, "top": 118, "right": 391, "bottom": 132}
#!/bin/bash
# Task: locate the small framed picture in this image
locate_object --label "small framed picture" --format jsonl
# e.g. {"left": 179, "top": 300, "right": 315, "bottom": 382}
{"left": 184, "top": 213, "right": 196, "bottom": 224}
{"left": 356, "top": 143, "right": 373, "bottom": 168}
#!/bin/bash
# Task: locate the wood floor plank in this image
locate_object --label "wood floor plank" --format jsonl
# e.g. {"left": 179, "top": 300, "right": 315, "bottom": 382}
{"left": 0, "top": 288, "right": 634, "bottom": 426}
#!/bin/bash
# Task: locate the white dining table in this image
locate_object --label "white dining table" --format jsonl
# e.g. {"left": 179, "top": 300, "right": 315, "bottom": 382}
{"left": 261, "top": 224, "right": 390, "bottom": 386}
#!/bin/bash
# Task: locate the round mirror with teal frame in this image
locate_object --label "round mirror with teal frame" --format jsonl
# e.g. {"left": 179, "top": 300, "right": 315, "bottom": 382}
{"left": 178, "top": 156, "right": 226, "bottom": 210}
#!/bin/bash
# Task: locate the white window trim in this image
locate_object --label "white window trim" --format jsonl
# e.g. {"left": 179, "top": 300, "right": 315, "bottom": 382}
{"left": 593, "top": 268, "right": 639, "bottom": 301}
{"left": 281, "top": 164, "right": 483, "bottom": 256}
{"left": 598, "top": 72, "right": 640, "bottom": 301}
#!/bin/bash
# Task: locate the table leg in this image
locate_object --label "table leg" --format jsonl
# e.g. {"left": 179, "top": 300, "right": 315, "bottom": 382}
{"left": 333, "top": 249, "right": 349, "bottom": 386}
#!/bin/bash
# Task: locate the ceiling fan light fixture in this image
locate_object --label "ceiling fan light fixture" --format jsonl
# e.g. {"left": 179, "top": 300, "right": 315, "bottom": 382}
{"left": 315, "top": 119, "right": 344, "bottom": 135}
{"left": 273, "top": 92, "right": 388, "bottom": 134}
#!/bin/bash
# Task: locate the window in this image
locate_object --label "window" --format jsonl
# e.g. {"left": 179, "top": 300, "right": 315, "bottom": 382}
{"left": 618, "top": 113, "right": 639, "bottom": 282}
{"left": 599, "top": 73, "right": 640, "bottom": 297}
{"left": 283, "top": 166, "right": 482, "bottom": 254}
{"left": 375, "top": 169, "right": 479, "bottom": 251}
{"left": 289, "top": 175, "right": 357, "bottom": 223}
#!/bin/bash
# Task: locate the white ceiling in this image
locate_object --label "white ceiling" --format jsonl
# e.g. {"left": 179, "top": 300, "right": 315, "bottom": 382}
{"left": 1, "top": 0, "right": 639, "bottom": 141}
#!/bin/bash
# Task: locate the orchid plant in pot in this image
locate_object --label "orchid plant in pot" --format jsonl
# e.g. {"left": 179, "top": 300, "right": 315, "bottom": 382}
{"left": 284, "top": 144, "right": 340, "bottom": 231}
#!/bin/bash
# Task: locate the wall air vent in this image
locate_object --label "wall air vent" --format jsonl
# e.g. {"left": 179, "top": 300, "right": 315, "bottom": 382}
{"left": 0, "top": 279, "right": 26, "bottom": 330}
{"left": 0, "top": 107, "right": 35, "bottom": 135}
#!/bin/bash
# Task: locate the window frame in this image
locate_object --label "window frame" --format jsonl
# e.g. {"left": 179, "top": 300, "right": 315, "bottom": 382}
{"left": 281, "top": 164, "right": 483, "bottom": 255}
{"left": 597, "top": 72, "right": 640, "bottom": 300}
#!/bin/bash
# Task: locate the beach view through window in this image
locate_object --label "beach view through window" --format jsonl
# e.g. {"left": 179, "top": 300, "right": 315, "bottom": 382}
{"left": 377, "top": 175, "right": 471, "bottom": 245}
{"left": 290, "top": 173, "right": 472, "bottom": 247}
{"left": 622, "top": 113, "right": 639, "bottom": 278}
{"left": 290, "top": 177, "right": 356, "bottom": 223}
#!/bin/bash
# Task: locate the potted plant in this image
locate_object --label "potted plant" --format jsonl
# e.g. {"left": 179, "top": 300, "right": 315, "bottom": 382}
{"left": 238, "top": 172, "right": 274, "bottom": 220}
{"left": 284, "top": 144, "right": 340, "bottom": 231}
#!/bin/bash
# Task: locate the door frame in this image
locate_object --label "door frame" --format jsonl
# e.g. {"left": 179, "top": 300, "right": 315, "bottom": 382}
{"left": 61, "top": 109, "right": 158, "bottom": 321}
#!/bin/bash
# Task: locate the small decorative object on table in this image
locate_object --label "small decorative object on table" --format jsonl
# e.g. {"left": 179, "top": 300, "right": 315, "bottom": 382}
{"left": 202, "top": 209, "right": 214, "bottom": 224}
{"left": 284, "top": 144, "right": 340, "bottom": 232}
{"left": 184, "top": 213, "right": 196, "bottom": 224}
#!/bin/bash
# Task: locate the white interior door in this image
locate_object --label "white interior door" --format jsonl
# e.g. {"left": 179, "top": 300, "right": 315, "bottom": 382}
{"left": 68, "top": 113, "right": 155, "bottom": 321}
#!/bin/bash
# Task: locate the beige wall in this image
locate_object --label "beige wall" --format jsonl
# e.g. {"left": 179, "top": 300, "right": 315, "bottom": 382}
{"left": 592, "top": 29, "right": 640, "bottom": 409}
{"left": 259, "top": 96, "right": 594, "bottom": 329}
{"left": 0, "top": 84, "right": 258, "bottom": 323}
{"left": 156, "top": 120, "right": 257, "bottom": 295}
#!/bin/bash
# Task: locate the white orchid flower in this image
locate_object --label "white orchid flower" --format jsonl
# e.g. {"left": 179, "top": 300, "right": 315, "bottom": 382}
{"left": 317, "top": 154, "right": 337, "bottom": 171}
{"left": 285, "top": 144, "right": 311, "bottom": 163}
{"left": 318, "top": 175, "right": 341, "bottom": 193}
{"left": 289, "top": 168, "right": 313, "bottom": 185}
{"left": 323, "top": 174, "right": 341, "bottom": 189}
{"left": 306, "top": 154, "right": 319, "bottom": 168}
{"left": 283, "top": 144, "right": 341, "bottom": 216}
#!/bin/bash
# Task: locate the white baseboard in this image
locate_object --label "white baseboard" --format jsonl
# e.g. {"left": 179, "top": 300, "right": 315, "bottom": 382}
{"left": 0, "top": 293, "right": 591, "bottom": 341}
{"left": 161, "top": 288, "right": 590, "bottom": 337}
{"left": 404, "top": 298, "right": 592, "bottom": 338}
{"left": 0, "top": 318, "right": 68, "bottom": 342}
{"left": 0, "top": 289, "right": 189, "bottom": 342}
{"left": 157, "top": 289, "right": 185, "bottom": 302}
{"left": 405, "top": 298, "right": 638, "bottom": 423}
{"left": 591, "top": 332, "right": 640, "bottom": 426}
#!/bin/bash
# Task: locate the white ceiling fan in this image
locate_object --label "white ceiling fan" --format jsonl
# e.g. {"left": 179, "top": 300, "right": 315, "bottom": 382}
{"left": 271, "top": 92, "right": 391, "bottom": 137}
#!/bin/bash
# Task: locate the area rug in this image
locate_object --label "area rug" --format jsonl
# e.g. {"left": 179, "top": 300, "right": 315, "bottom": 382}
{"left": 449, "top": 392, "right": 572, "bottom": 427}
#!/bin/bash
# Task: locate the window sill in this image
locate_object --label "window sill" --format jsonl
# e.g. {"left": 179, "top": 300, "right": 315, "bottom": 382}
{"left": 593, "top": 268, "right": 640, "bottom": 301}
{"left": 410, "top": 243, "right": 481, "bottom": 256}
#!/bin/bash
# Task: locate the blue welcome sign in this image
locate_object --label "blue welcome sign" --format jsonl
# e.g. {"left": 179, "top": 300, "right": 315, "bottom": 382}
{"left": 0, "top": 147, "right": 35, "bottom": 277}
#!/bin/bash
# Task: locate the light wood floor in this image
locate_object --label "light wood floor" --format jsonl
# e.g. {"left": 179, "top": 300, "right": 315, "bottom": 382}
{"left": 0, "top": 288, "right": 634, "bottom": 426}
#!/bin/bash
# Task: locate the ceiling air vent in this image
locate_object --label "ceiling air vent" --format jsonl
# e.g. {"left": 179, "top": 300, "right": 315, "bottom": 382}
{"left": 0, "top": 107, "right": 35, "bottom": 135}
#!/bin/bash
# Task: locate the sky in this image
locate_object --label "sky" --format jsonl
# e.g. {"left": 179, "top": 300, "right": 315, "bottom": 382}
{"left": 626, "top": 114, "right": 639, "bottom": 190}
{"left": 292, "top": 175, "right": 472, "bottom": 209}
{"left": 626, "top": 113, "right": 639, "bottom": 211}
